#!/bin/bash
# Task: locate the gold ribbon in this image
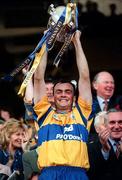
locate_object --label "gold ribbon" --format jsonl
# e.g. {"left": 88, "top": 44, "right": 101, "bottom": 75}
{"left": 53, "top": 3, "right": 77, "bottom": 67}
{"left": 64, "top": 3, "right": 72, "bottom": 25}
{"left": 18, "top": 43, "right": 46, "bottom": 96}
{"left": 64, "top": 3, "right": 76, "bottom": 25}
{"left": 53, "top": 32, "right": 74, "bottom": 67}
{"left": 71, "top": 3, "right": 77, "bottom": 27}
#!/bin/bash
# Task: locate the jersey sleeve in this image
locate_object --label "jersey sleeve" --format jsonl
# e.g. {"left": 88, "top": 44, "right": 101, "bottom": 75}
{"left": 34, "top": 96, "right": 51, "bottom": 121}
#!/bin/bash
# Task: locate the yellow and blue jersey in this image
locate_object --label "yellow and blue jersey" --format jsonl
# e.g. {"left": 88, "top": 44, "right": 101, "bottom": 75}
{"left": 34, "top": 96, "right": 93, "bottom": 170}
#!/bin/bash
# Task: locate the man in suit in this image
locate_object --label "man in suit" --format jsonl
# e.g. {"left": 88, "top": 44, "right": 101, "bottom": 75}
{"left": 89, "top": 71, "right": 116, "bottom": 141}
{"left": 88, "top": 108, "right": 122, "bottom": 180}
{"left": 92, "top": 71, "right": 115, "bottom": 111}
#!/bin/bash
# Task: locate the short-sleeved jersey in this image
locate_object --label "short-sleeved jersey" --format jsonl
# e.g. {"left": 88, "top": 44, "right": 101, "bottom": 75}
{"left": 34, "top": 96, "right": 92, "bottom": 170}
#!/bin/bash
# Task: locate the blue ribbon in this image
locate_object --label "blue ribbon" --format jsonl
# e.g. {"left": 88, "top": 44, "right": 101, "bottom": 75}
{"left": 46, "top": 8, "right": 66, "bottom": 50}
{"left": 2, "top": 29, "right": 52, "bottom": 81}
{"left": 28, "top": 29, "right": 52, "bottom": 61}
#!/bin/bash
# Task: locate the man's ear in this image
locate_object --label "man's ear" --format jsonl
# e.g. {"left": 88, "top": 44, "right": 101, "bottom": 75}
{"left": 95, "top": 126, "right": 99, "bottom": 133}
{"left": 72, "top": 96, "right": 76, "bottom": 107}
{"left": 92, "top": 81, "right": 98, "bottom": 90}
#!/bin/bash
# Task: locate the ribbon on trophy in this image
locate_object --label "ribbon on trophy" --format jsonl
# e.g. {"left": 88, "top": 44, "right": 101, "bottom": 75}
{"left": 2, "top": 1, "right": 78, "bottom": 96}
{"left": 18, "top": 43, "right": 46, "bottom": 96}
{"left": 18, "top": 4, "right": 68, "bottom": 96}
{"left": 2, "top": 29, "right": 52, "bottom": 81}
{"left": 53, "top": 3, "right": 78, "bottom": 67}
{"left": 18, "top": 2, "right": 78, "bottom": 96}
{"left": 46, "top": 2, "right": 78, "bottom": 67}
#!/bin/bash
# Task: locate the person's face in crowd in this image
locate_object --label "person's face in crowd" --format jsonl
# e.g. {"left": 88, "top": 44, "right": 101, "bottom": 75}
{"left": 0, "top": 110, "right": 11, "bottom": 121}
{"left": 9, "top": 128, "right": 25, "bottom": 150}
{"left": 93, "top": 72, "right": 115, "bottom": 99}
{"left": 46, "top": 82, "right": 54, "bottom": 104}
{"left": 54, "top": 83, "right": 74, "bottom": 112}
{"left": 107, "top": 112, "right": 122, "bottom": 140}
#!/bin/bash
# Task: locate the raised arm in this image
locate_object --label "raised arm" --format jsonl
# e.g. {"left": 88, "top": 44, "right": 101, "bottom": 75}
{"left": 34, "top": 47, "right": 48, "bottom": 104}
{"left": 72, "top": 30, "right": 92, "bottom": 104}
{"left": 21, "top": 65, "right": 34, "bottom": 104}
{"left": 24, "top": 77, "right": 34, "bottom": 104}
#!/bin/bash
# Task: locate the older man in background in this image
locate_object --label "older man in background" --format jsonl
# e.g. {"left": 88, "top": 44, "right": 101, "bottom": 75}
{"left": 88, "top": 108, "right": 122, "bottom": 180}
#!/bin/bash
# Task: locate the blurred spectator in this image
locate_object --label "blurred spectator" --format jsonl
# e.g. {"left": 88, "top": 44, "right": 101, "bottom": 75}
{"left": 79, "top": 0, "right": 105, "bottom": 35}
{"left": 0, "top": 80, "right": 25, "bottom": 122}
{"left": 114, "top": 95, "right": 122, "bottom": 110}
{"left": 22, "top": 149, "right": 40, "bottom": 180}
{"left": 109, "top": 3, "right": 117, "bottom": 17}
{"left": 0, "top": 108, "right": 13, "bottom": 122}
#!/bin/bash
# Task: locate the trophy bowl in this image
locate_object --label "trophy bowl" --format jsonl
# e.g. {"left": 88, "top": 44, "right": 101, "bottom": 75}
{"left": 47, "top": 5, "right": 70, "bottom": 42}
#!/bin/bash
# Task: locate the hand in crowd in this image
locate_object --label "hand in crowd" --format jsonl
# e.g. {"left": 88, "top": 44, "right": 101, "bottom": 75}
{"left": 0, "top": 163, "right": 11, "bottom": 176}
{"left": 98, "top": 127, "right": 111, "bottom": 152}
{"left": 22, "top": 126, "right": 33, "bottom": 151}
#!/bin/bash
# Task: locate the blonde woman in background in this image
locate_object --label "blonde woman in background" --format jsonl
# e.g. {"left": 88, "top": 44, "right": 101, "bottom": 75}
{"left": 0, "top": 118, "right": 27, "bottom": 179}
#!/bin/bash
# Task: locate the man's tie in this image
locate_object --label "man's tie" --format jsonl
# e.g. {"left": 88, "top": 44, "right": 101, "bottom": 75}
{"left": 103, "top": 100, "right": 108, "bottom": 111}
{"left": 115, "top": 142, "right": 120, "bottom": 158}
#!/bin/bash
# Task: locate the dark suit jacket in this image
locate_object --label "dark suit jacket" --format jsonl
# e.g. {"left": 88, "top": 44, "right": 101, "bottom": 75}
{"left": 87, "top": 139, "right": 122, "bottom": 180}
{"left": 88, "top": 96, "right": 117, "bottom": 142}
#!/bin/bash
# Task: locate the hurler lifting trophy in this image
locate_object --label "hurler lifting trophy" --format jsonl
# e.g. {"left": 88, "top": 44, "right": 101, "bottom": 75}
{"left": 3, "top": 2, "right": 78, "bottom": 96}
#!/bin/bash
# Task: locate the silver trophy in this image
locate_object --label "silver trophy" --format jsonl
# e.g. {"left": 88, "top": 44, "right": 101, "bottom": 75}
{"left": 47, "top": 4, "right": 75, "bottom": 42}
{"left": 46, "top": 3, "right": 77, "bottom": 67}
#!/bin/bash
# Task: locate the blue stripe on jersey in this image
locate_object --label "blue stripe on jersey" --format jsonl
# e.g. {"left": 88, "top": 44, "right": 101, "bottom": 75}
{"left": 37, "top": 123, "right": 88, "bottom": 146}
{"left": 38, "top": 107, "right": 52, "bottom": 127}
{"left": 75, "top": 103, "right": 87, "bottom": 126}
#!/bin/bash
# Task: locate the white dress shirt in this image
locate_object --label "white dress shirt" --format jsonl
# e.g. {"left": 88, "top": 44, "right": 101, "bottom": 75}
{"left": 101, "top": 138, "right": 120, "bottom": 160}
{"left": 97, "top": 96, "right": 109, "bottom": 111}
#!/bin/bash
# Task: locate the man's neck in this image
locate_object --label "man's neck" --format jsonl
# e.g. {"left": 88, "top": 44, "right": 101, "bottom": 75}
{"left": 97, "top": 95, "right": 110, "bottom": 101}
{"left": 56, "top": 109, "right": 71, "bottom": 114}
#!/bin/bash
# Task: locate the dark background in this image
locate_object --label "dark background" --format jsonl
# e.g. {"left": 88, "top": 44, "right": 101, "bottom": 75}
{"left": 0, "top": 0, "right": 122, "bottom": 118}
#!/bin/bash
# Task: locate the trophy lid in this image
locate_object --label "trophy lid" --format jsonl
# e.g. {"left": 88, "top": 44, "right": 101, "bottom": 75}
{"left": 48, "top": 4, "right": 65, "bottom": 24}
{"left": 52, "top": 6, "right": 65, "bottom": 23}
